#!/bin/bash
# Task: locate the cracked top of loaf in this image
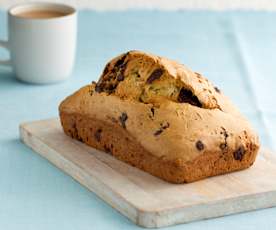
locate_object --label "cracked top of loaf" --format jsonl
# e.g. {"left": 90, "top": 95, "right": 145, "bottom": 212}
{"left": 94, "top": 50, "right": 240, "bottom": 115}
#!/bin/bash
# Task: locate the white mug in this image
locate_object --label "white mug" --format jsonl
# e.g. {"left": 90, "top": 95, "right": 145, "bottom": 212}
{"left": 0, "top": 3, "right": 77, "bottom": 84}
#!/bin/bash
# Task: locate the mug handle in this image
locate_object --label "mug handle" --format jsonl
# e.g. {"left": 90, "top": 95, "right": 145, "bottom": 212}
{"left": 0, "top": 40, "right": 11, "bottom": 66}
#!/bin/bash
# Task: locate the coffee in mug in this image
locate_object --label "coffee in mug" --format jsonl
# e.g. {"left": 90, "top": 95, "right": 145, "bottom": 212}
{"left": 0, "top": 3, "right": 77, "bottom": 84}
{"left": 15, "top": 10, "right": 68, "bottom": 19}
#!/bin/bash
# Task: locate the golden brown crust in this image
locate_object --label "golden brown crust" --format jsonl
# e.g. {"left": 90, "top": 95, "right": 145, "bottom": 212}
{"left": 59, "top": 50, "right": 260, "bottom": 183}
{"left": 60, "top": 112, "right": 258, "bottom": 183}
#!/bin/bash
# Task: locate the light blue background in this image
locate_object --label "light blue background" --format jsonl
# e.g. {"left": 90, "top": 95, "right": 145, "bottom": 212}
{"left": 0, "top": 10, "right": 276, "bottom": 229}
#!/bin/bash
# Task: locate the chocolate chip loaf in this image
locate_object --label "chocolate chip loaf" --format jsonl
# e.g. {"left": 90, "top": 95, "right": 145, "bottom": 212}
{"left": 59, "top": 50, "right": 260, "bottom": 183}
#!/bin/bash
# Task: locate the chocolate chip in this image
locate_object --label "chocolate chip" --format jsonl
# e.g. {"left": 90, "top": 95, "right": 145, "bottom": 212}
{"left": 154, "top": 122, "right": 170, "bottom": 136}
{"left": 154, "top": 129, "right": 163, "bottom": 136}
{"left": 114, "top": 54, "right": 127, "bottom": 68}
{"left": 220, "top": 127, "right": 228, "bottom": 151}
{"left": 214, "top": 86, "right": 221, "bottom": 93}
{"left": 95, "top": 84, "right": 103, "bottom": 93}
{"left": 196, "top": 140, "right": 204, "bottom": 151}
{"left": 146, "top": 68, "right": 164, "bottom": 84}
{"left": 94, "top": 129, "right": 102, "bottom": 142}
{"left": 119, "top": 112, "right": 128, "bottom": 129}
{"left": 103, "top": 64, "right": 110, "bottom": 75}
{"left": 107, "top": 84, "right": 116, "bottom": 91}
{"left": 119, "top": 62, "right": 127, "bottom": 71}
{"left": 177, "top": 88, "right": 202, "bottom": 107}
{"left": 151, "top": 107, "right": 155, "bottom": 117}
{"left": 148, "top": 107, "right": 155, "bottom": 119}
{"left": 117, "top": 73, "right": 124, "bottom": 81}
{"left": 233, "top": 146, "right": 245, "bottom": 161}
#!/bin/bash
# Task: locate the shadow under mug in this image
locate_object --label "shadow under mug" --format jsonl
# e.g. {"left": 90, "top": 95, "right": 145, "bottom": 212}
{"left": 0, "top": 3, "right": 77, "bottom": 84}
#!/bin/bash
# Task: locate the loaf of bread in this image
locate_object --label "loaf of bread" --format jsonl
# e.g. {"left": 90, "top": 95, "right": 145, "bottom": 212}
{"left": 59, "top": 50, "right": 260, "bottom": 183}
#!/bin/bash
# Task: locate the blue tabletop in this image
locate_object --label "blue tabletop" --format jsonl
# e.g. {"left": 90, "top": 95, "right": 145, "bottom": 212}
{"left": 0, "top": 10, "right": 276, "bottom": 229}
